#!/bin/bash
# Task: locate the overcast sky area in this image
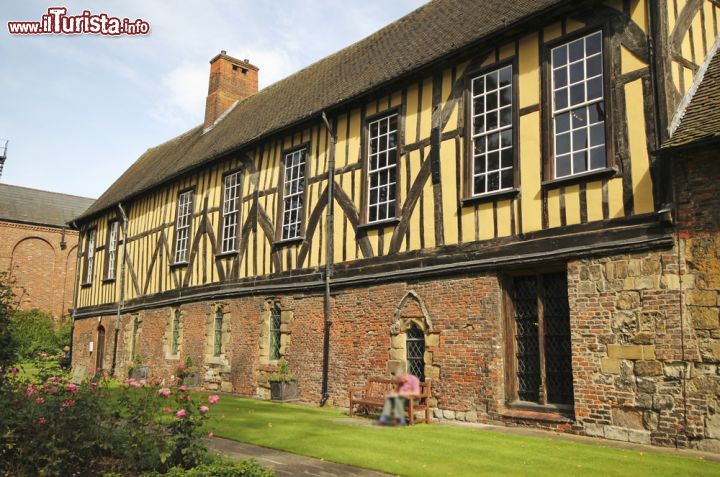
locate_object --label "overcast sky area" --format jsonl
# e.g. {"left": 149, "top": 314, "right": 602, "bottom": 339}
{"left": 0, "top": 0, "right": 426, "bottom": 199}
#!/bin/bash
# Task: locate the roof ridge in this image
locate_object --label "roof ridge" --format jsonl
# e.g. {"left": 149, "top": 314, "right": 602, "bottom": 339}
{"left": 0, "top": 182, "right": 95, "bottom": 201}
{"left": 668, "top": 36, "right": 720, "bottom": 137}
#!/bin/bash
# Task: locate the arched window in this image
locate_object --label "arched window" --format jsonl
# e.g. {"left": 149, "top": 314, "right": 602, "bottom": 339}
{"left": 406, "top": 325, "right": 425, "bottom": 381}
{"left": 171, "top": 310, "right": 181, "bottom": 355}
{"left": 96, "top": 325, "right": 106, "bottom": 372}
{"left": 213, "top": 309, "right": 224, "bottom": 356}
{"left": 269, "top": 306, "right": 281, "bottom": 361}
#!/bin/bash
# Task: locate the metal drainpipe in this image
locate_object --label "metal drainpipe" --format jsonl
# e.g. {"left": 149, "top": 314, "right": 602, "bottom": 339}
{"left": 320, "top": 111, "right": 336, "bottom": 406}
{"left": 68, "top": 221, "right": 83, "bottom": 369}
{"left": 109, "top": 203, "right": 129, "bottom": 377}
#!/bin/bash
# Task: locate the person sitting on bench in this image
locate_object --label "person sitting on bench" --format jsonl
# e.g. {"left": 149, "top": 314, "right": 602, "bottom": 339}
{"left": 378, "top": 371, "right": 420, "bottom": 426}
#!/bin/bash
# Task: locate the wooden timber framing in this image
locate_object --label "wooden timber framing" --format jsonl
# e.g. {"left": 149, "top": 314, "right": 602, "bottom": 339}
{"left": 75, "top": 1, "right": 720, "bottom": 312}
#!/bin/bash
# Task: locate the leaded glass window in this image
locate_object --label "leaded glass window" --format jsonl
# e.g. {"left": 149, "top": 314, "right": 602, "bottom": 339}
{"left": 406, "top": 325, "right": 425, "bottom": 382}
{"left": 221, "top": 171, "right": 242, "bottom": 253}
{"left": 171, "top": 310, "right": 181, "bottom": 355}
{"left": 106, "top": 221, "right": 118, "bottom": 280}
{"left": 269, "top": 306, "right": 281, "bottom": 361}
{"left": 470, "top": 65, "right": 514, "bottom": 195}
{"left": 131, "top": 317, "right": 139, "bottom": 360}
{"left": 551, "top": 31, "right": 606, "bottom": 178}
{"left": 367, "top": 113, "right": 398, "bottom": 223}
{"left": 510, "top": 273, "right": 574, "bottom": 406}
{"left": 83, "top": 228, "right": 96, "bottom": 284}
{"left": 281, "top": 148, "right": 307, "bottom": 240}
{"left": 214, "top": 310, "right": 223, "bottom": 357}
{"left": 174, "top": 190, "right": 193, "bottom": 263}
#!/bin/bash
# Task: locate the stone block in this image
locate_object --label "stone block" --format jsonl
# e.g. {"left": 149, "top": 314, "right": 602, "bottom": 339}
{"left": 465, "top": 411, "right": 478, "bottom": 423}
{"left": 387, "top": 360, "right": 404, "bottom": 374}
{"left": 643, "top": 411, "right": 659, "bottom": 430}
{"left": 634, "top": 360, "right": 663, "bottom": 376}
{"left": 636, "top": 393, "right": 653, "bottom": 408}
{"left": 455, "top": 411, "right": 466, "bottom": 421}
{"left": 604, "top": 425, "right": 630, "bottom": 441}
{"left": 660, "top": 274, "right": 680, "bottom": 290}
{"left": 636, "top": 378, "right": 657, "bottom": 393}
{"left": 628, "top": 260, "right": 642, "bottom": 277}
{"left": 601, "top": 358, "right": 622, "bottom": 374}
{"left": 706, "top": 414, "right": 720, "bottom": 439}
{"left": 641, "top": 345, "right": 656, "bottom": 359}
{"left": 627, "top": 429, "right": 651, "bottom": 444}
{"left": 687, "top": 290, "right": 717, "bottom": 306}
{"left": 617, "top": 292, "right": 640, "bottom": 310}
{"left": 612, "top": 408, "right": 644, "bottom": 429}
{"left": 607, "top": 344, "right": 643, "bottom": 360}
{"left": 389, "top": 348, "right": 405, "bottom": 361}
{"left": 699, "top": 340, "right": 720, "bottom": 363}
{"left": 280, "top": 310, "right": 293, "bottom": 324}
{"left": 590, "top": 264, "right": 603, "bottom": 280}
{"left": 390, "top": 334, "right": 405, "bottom": 348}
{"left": 425, "top": 365, "right": 440, "bottom": 380}
{"left": 690, "top": 307, "right": 720, "bottom": 330}
{"left": 425, "top": 333, "right": 439, "bottom": 347}
{"left": 642, "top": 259, "right": 661, "bottom": 275}
{"left": 635, "top": 276, "right": 659, "bottom": 290}
{"left": 653, "top": 395, "right": 674, "bottom": 411}
{"left": 442, "top": 409, "right": 456, "bottom": 420}
{"left": 584, "top": 423, "right": 605, "bottom": 437}
{"left": 578, "top": 281, "right": 597, "bottom": 295}
{"left": 606, "top": 262, "right": 616, "bottom": 280}
{"left": 220, "top": 381, "right": 233, "bottom": 393}
{"left": 699, "top": 274, "right": 720, "bottom": 290}
{"left": 631, "top": 333, "right": 654, "bottom": 345}
{"left": 433, "top": 408, "right": 443, "bottom": 419}
{"left": 611, "top": 311, "right": 637, "bottom": 333}
{"left": 615, "top": 261, "right": 628, "bottom": 279}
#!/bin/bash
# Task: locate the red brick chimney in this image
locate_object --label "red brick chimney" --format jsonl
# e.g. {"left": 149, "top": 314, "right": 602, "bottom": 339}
{"left": 203, "top": 51, "right": 259, "bottom": 131}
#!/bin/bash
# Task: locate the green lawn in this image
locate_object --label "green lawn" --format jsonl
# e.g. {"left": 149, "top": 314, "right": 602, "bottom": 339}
{"left": 203, "top": 395, "right": 720, "bottom": 477}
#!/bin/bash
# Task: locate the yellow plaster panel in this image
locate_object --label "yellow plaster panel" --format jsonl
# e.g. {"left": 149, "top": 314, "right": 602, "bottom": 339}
{"left": 544, "top": 22, "right": 562, "bottom": 43}
{"left": 692, "top": 14, "right": 705, "bottom": 62}
{"left": 348, "top": 110, "right": 361, "bottom": 167}
{"left": 391, "top": 91, "right": 402, "bottom": 108}
{"left": 621, "top": 45, "right": 647, "bottom": 74}
{"left": 608, "top": 177, "right": 624, "bottom": 218}
{"left": 366, "top": 228, "right": 379, "bottom": 258}
{"left": 420, "top": 78, "right": 433, "bottom": 140}
{"left": 496, "top": 200, "right": 512, "bottom": 237}
{"left": 586, "top": 180, "right": 604, "bottom": 222}
{"left": 478, "top": 202, "right": 494, "bottom": 240}
{"left": 408, "top": 150, "right": 422, "bottom": 251}
{"left": 405, "top": 83, "right": 419, "bottom": 145}
{"left": 336, "top": 114, "right": 349, "bottom": 168}
{"left": 630, "top": 0, "right": 647, "bottom": 33}
{"left": 461, "top": 206, "right": 475, "bottom": 243}
{"left": 547, "top": 188, "right": 561, "bottom": 228}
{"left": 564, "top": 185, "right": 581, "bottom": 225}
{"left": 440, "top": 138, "right": 458, "bottom": 245}
{"left": 704, "top": 3, "right": 717, "bottom": 55}
{"left": 625, "top": 80, "right": 655, "bottom": 214}
{"left": 566, "top": 18, "right": 586, "bottom": 33}
{"left": 499, "top": 42, "right": 515, "bottom": 60}
{"left": 519, "top": 112, "right": 542, "bottom": 232}
{"left": 518, "top": 33, "right": 540, "bottom": 108}
{"left": 422, "top": 177, "right": 436, "bottom": 249}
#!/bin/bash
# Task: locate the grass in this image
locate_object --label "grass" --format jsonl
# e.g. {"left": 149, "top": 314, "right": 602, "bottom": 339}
{"left": 202, "top": 394, "right": 720, "bottom": 477}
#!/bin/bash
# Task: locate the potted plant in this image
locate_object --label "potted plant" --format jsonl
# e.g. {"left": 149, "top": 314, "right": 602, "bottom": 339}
{"left": 177, "top": 356, "right": 200, "bottom": 387}
{"left": 269, "top": 358, "right": 298, "bottom": 402}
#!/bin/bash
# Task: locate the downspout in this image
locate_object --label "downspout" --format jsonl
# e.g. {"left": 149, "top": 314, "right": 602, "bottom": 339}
{"left": 68, "top": 221, "right": 83, "bottom": 369}
{"left": 110, "top": 203, "right": 129, "bottom": 377}
{"left": 320, "top": 111, "right": 335, "bottom": 406}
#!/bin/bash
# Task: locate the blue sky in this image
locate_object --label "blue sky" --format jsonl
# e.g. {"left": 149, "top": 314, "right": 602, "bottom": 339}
{"left": 0, "top": 0, "right": 426, "bottom": 199}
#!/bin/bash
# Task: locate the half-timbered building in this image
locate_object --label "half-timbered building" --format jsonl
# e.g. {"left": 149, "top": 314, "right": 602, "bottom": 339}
{"left": 71, "top": 0, "right": 720, "bottom": 450}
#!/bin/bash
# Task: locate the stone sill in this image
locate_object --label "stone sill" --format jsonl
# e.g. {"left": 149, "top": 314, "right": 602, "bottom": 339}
{"left": 499, "top": 406, "right": 574, "bottom": 424}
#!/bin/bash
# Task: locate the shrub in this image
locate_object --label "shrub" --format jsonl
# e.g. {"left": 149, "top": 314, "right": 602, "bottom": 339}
{"left": 144, "top": 460, "right": 275, "bottom": 477}
{"left": 8, "top": 309, "right": 67, "bottom": 360}
{"left": 0, "top": 272, "right": 18, "bottom": 368}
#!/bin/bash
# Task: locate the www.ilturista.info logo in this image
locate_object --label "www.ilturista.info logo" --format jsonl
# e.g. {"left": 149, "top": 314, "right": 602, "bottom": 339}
{"left": 7, "top": 7, "right": 150, "bottom": 36}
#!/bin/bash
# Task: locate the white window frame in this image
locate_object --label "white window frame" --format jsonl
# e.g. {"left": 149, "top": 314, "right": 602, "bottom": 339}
{"left": 221, "top": 171, "right": 242, "bottom": 253}
{"left": 84, "top": 228, "right": 96, "bottom": 284}
{"left": 280, "top": 148, "right": 307, "bottom": 241}
{"left": 551, "top": 30, "right": 606, "bottom": 178}
{"left": 174, "top": 190, "right": 193, "bottom": 264}
{"left": 470, "top": 64, "right": 514, "bottom": 196}
{"left": 106, "top": 220, "right": 118, "bottom": 280}
{"left": 366, "top": 113, "right": 398, "bottom": 224}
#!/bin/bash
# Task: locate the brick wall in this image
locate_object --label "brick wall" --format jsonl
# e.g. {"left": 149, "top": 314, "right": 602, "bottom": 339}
{"left": 0, "top": 220, "right": 79, "bottom": 321}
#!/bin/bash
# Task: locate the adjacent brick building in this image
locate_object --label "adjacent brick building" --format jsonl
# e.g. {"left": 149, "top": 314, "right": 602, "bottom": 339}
{"left": 71, "top": 0, "right": 720, "bottom": 452}
{"left": 0, "top": 183, "right": 94, "bottom": 321}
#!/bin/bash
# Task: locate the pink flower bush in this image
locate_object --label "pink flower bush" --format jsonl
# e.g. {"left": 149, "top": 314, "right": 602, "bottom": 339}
{"left": 175, "top": 409, "right": 187, "bottom": 419}
{"left": 208, "top": 433, "right": 214, "bottom": 438}
{"left": 158, "top": 387, "right": 171, "bottom": 398}
{"left": 207, "top": 395, "right": 220, "bottom": 404}
{"left": 178, "top": 385, "right": 187, "bottom": 392}
{"left": 199, "top": 406, "right": 209, "bottom": 414}
{"left": 66, "top": 384, "right": 78, "bottom": 393}
{"left": 36, "top": 417, "right": 47, "bottom": 425}
{"left": 35, "top": 397, "right": 45, "bottom": 405}
{"left": 163, "top": 407, "right": 173, "bottom": 414}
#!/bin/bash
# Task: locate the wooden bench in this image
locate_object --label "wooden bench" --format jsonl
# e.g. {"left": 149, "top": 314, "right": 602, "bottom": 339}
{"left": 348, "top": 377, "right": 431, "bottom": 425}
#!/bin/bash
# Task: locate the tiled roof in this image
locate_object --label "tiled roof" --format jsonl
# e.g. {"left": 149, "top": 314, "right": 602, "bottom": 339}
{"left": 663, "top": 45, "right": 720, "bottom": 150}
{"left": 77, "top": 0, "right": 568, "bottom": 222}
{"left": 0, "top": 183, "right": 94, "bottom": 228}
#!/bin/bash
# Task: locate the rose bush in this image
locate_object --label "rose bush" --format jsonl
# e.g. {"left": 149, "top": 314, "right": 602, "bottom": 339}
{"left": 0, "top": 356, "right": 248, "bottom": 477}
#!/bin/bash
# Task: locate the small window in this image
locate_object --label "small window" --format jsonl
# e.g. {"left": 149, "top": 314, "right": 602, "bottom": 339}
{"left": 551, "top": 31, "right": 606, "bottom": 178}
{"left": 174, "top": 190, "right": 193, "bottom": 263}
{"left": 406, "top": 325, "right": 425, "bottom": 381}
{"left": 105, "top": 220, "right": 119, "bottom": 280}
{"left": 269, "top": 306, "right": 281, "bottom": 361}
{"left": 213, "top": 309, "right": 223, "bottom": 357}
{"left": 83, "top": 228, "right": 97, "bottom": 284}
{"left": 130, "top": 317, "right": 140, "bottom": 360}
{"left": 171, "top": 310, "right": 181, "bottom": 355}
{"left": 470, "top": 65, "right": 514, "bottom": 195}
{"left": 221, "top": 171, "right": 242, "bottom": 253}
{"left": 96, "top": 325, "right": 106, "bottom": 372}
{"left": 280, "top": 148, "right": 307, "bottom": 240}
{"left": 366, "top": 113, "right": 398, "bottom": 223}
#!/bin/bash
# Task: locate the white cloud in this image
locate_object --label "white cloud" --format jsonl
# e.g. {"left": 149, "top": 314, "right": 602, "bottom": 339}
{"left": 148, "top": 61, "right": 207, "bottom": 125}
